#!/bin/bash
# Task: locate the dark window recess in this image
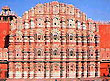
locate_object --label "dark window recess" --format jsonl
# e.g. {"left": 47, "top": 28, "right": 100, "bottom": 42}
{"left": 10, "top": 17, "right": 13, "bottom": 21}
{"left": 38, "top": 50, "right": 41, "bottom": 56}
{"left": 5, "top": 71, "right": 8, "bottom": 78}
{"left": 91, "top": 54, "right": 93, "bottom": 56}
{"left": 54, "top": 23, "right": 56, "bottom": 25}
{"left": 17, "top": 38, "right": 19, "bottom": 40}
{"left": 38, "top": 54, "right": 41, "bottom": 56}
{"left": 70, "top": 50, "right": 73, "bottom": 56}
{"left": 38, "top": 36, "right": 41, "bottom": 40}
{"left": 71, "top": 69, "right": 73, "bottom": 71}
{"left": 3, "top": 17, "right": 8, "bottom": 21}
{"left": 39, "top": 23, "right": 41, "bottom": 25}
{"left": 4, "top": 35, "right": 9, "bottom": 48}
{"left": 70, "top": 35, "right": 73, "bottom": 40}
{"left": 55, "top": 79, "right": 57, "bottom": 81}
{"left": 70, "top": 24, "right": 72, "bottom": 26}
{"left": 17, "top": 54, "right": 19, "bottom": 56}
{"left": 76, "top": 41, "right": 78, "bottom": 45}
{"left": 38, "top": 37, "right": 40, "bottom": 40}
{"left": 54, "top": 35, "right": 57, "bottom": 40}
{"left": 53, "top": 50, "right": 57, "bottom": 55}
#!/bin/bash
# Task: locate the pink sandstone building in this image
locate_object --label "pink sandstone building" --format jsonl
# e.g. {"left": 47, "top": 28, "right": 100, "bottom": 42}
{"left": 0, "top": 1, "right": 104, "bottom": 81}
{"left": 8, "top": 1, "right": 100, "bottom": 79}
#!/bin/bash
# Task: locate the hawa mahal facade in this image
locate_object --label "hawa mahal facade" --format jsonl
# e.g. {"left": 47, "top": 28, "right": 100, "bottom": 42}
{"left": 0, "top": 1, "right": 109, "bottom": 81}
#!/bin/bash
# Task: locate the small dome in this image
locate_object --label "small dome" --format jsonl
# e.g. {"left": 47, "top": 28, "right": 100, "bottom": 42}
{"left": 2, "top": 6, "right": 10, "bottom": 10}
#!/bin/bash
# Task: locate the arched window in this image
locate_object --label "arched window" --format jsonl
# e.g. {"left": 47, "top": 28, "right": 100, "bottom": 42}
{"left": 16, "top": 54, "right": 19, "bottom": 56}
{"left": 38, "top": 35, "right": 41, "bottom": 40}
{"left": 34, "top": 34, "right": 37, "bottom": 40}
{"left": 95, "top": 49, "right": 99, "bottom": 55}
{"left": 54, "top": 34, "right": 57, "bottom": 40}
{"left": 53, "top": 50, "right": 57, "bottom": 55}
{"left": 70, "top": 50, "right": 73, "bottom": 56}
{"left": 45, "top": 17, "right": 50, "bottom": 22}
{"left": 53, "top": 5, "right": 59, "bottom": 14}
{"left": 53, "top": 17, "right": 59, "bottom": 27}
{"left": 38, "top": 64, "right": 42, "bottom": 71}
{"left": 70, "top": 34, "right": 73, "bottom": 40}
{"left": 70, "top": 64, "right": 75, "bottom": 71}
{"left": 38, "top": 50, "right": 41, "bottom": 56}
{"left": 77, "top": 21, "right": 81, "bottom": 29}
{"left": 37, "top": 18, "right": 43, "bottom": 27}
{"left": 34, "top": 34, "right": 43, "bottom": 40}
{"left": 68, "top": 19, "right": 74, "bottom": 28}
{"left": 34, "top": 48, "right": 37, "bottom": 54}
{"left": 38, "top": 5, "right": 44, "bottom": 14}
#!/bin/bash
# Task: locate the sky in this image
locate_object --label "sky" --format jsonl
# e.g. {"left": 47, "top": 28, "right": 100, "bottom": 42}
{"left": 0, "top": 0, "right": 110, "bottom": 21}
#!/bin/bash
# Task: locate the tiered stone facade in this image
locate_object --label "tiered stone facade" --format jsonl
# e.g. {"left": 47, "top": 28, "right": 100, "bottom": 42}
{"left": 8, "top": 1, "right": 100, "bottom": 79}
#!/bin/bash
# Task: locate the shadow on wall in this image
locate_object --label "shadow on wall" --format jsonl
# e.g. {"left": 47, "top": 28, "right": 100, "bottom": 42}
{"left": 4, "top": 35, "right": 9, "bottom": 48}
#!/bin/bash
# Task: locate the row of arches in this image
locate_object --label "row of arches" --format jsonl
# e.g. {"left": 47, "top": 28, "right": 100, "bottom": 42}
{"left": 8, "top": 62, "right": 100, "bottom": 78}
{"left": 24, "top": 18, "right": 88, "bottom": 29}
{"left": 8, "top": 47, "right": 99, "bottom": 60}
{"left": 10, "top": 34, "right": 99, "bottom": 44}
{"left": 27, "top": 2, "right": 75, "bottom": 15}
